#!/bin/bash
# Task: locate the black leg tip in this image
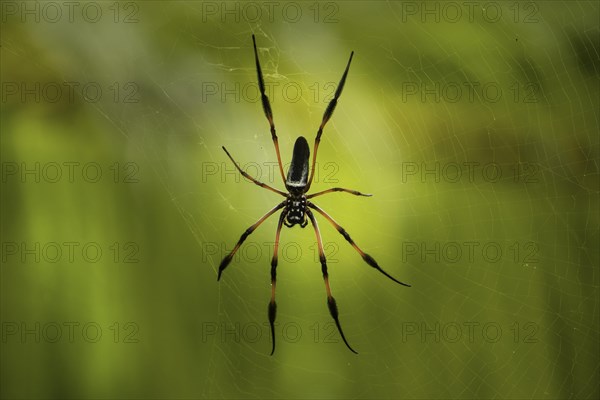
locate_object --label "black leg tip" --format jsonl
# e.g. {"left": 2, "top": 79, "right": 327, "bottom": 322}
{"left": 268, "top": 301, "right": 277, "bottom": 355}
{"left": 364, "top": 254, "right": 411, "bottom": 287}
{"left": 326, "top": 296, "right": 359, "bottom": 354}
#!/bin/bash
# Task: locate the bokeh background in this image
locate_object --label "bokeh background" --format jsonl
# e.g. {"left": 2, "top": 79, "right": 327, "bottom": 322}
{"left": 1, "top": 1, "right": 598, "bottom": 399}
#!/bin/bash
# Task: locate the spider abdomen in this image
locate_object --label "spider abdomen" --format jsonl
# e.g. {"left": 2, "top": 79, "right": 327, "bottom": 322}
{"left": 285, "top": 137, "right": 310, "bottom": 195}
{"left": 285, "top": 195, "right": 307, "bottom": 228}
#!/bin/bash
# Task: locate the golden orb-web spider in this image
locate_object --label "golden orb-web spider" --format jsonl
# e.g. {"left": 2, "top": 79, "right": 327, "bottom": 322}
{"left": 218, "top": 35, "right": 410, "bottom": 355}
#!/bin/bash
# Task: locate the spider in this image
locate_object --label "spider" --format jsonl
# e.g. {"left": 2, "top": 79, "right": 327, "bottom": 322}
{"left": 218, "top": 35, "right": 410, "bottom": 355}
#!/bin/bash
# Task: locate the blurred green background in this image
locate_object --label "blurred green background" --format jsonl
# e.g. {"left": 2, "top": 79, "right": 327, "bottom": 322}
{"left": 1, "top": 1, "right": 598, "bottom": 399}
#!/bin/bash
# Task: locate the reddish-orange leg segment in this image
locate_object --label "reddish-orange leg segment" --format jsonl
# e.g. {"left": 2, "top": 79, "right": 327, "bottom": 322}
{"left": 306, "top": 209, "right": 358, "bottom": 354}
{"left": 252, "top": 35, "right": 287, "bottom": 185}
{"left": 307, "top": 187, "right": 372, "bottom": 199}
{"left": 308, "top": 202, "right": 411, "bottom": 287}
{"left": 306, "top": 52, "right": 354, "bottom": 192}
{"left": 222, "top": 146, "right": 287, "bottom": 197}
{"left": 268, "top": 209, "right": 287, "bottom": 355}
{"left": 217, "top": 202, "right": 285, "bottom": 281}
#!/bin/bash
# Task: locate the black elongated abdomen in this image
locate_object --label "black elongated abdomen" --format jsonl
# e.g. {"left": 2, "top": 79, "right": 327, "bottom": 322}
{"left": 286, "top": 136, "right": 310, "bottom": 194}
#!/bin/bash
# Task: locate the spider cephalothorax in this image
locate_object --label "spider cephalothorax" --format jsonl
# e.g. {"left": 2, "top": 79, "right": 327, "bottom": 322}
{"left": 217, "top": 35, "right": 410, "bottom": 355}
{"left": 284, "top": 194, "right": 308, "bottom": 228}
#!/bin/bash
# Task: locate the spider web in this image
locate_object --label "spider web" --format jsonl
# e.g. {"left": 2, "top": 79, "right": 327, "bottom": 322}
{"left": 1, "top": 1, "right": 598, "bottom": 399}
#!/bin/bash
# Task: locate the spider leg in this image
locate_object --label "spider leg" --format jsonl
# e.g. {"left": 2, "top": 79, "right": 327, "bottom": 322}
{"left": 252, "top": 35, "right": 287, "bottom": 185}
{"left": 222, "top": 146, "right": 287, "bottom": 197}
{"left": 217, "top": 202, "right": 286, "bottom": 280}
{"left": 268, "top": 209, "right": 287, "bottom": 355}
{"left": 306, "top": 51, "right": 354, "bottom": 191}
{"left": 308, "top": 202, "right": 411, "bottom": 287}
{"left": 306, "top": 209, "right": 358, "bottom": 354}
{"left": 307, "top": 187, "right": 372, "bottom": 199}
